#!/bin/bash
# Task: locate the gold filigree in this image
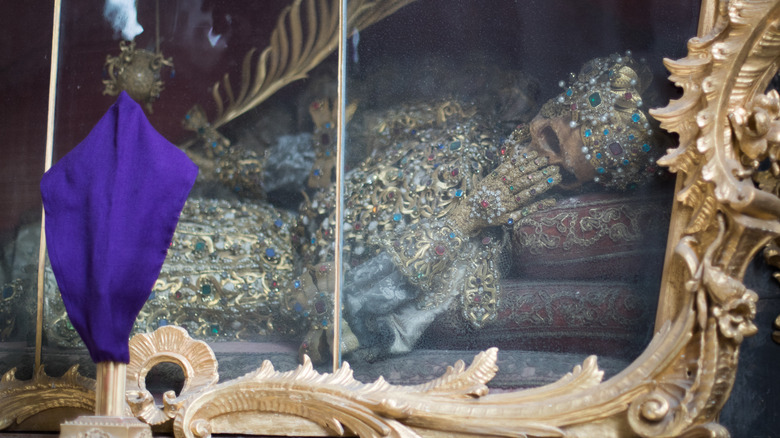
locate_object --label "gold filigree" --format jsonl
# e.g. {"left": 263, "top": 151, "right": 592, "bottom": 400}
{"left": 103, "top": 41, "right": 173, "bottom": 113}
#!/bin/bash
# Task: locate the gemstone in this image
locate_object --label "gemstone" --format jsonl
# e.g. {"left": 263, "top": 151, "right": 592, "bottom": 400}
{"left": 482, "top": 237, "right": 492, "bottom": 245}
{"left": 522, "top": 208, "right": 530, "bottom": 216}
{"left": 201, "top": 284, "right": 212, "bottom": 295}
{"left": 500, "top": 148, "right": 506, "bottom": 155}
{"left": 211, "top": 324, "right": 219, "bottom": 334}
{"left": 449, "top": 232, "right": 456, "bottom": 239}
{"left": 507, "top": 218, "right": 514, "bottom": 225}
{"left": 480, "top": 200, "right": 490, "bottom": 208}
{"left": 354, "top": 223, "right": 361, "bottom": 230}
{"left": 608, "top": 142, "right": 624, "bottom": 155}
{"left": 393, "top": 213, "right": 402, "bottom": 221}
{"left": 325, "top": 122, "right": 332, "bottom": 129}
{"left": 311, "top": 101, "right": 321, "bottom": 110}
{"left": 310, "top": 238, "right": 317, "bottom": 244}
{"left": 313, "top": 169, "right": 321, "bottom": 176}
{"left": 294, "top": 280, "right": 301, "bottom": 288}
{"left": 628, "top": 134, "right": 635, "bottom": 140}
{"left": 529, "top": 188, "right": 536, "bottom": 195}
{"left": 266, "top": 248, "right": 276, "bottom": 258}
{"left": 597, "top": 167, "right": 605, "bottom": 174}
{"left": 509, "top": 186, "right": 514, "bottom": 191}
{"left": 158, "top": 319, "right": 168, "bottom": 327}
{"left": 588, "top": 92, "right": 602, "bottom": 107}
{"left": 584, "top": 129, "right": 592, "bottom": 138}
{"left": 632, "top": 113, "right": 641, "bottom": 122}
{"left": 451, "top": 168, "right": 459, "bottom": 177}
{"left": 322, "top": 319, "right": 329, "bottom": 327}
{"left": 623, "top": 159, "right": 630, "bottom": 165}
{"left": 294, "top": 302, "right": 303, "bottom": 313}
{"left": 566, "top": 88, "right": 573, "bottom": 96}
{"left": 450, "top": 141, "right": 461, "bottom": 150}
{"left": 175, "top": 291, "right": 183, "bottom": 299}
{"left": 624, "top": 92, "right": 633, "bottom": 100}
{"left": 319, "top": 264, "right": 330, "bottom": 272}
{"left": 195, "top": 242, "right": 205, "bottom": 251}
{"left": 435, "top": 245, "right": 446, "bottom": 255}
{"left": 272, "top": 281, "right": 278, "bottom": 288}
{"left": 603, "top": 129, "right": 610, "bottom": 135}
{"left": 315, "top": 300, "right": 326, "bottom": 314}
{"left": 642, "top": 143, "right": 651, "bottom": 152}
{"left": 455, "top": 190, "right": 464, "bottom": 197}
{"left": 547, "top": 177, "right": 554, "bottom": 184}
{"left": 428, "top": 154, "right": 435, "bottom": 161}
{"left": 274, "top": 219, "right": 283, "bottom": 227}
{"left": 596, "top": 153, "right": 603, "bottom": 159}
{"left": 571, "top": 103, "right": 578, "bottom": 110}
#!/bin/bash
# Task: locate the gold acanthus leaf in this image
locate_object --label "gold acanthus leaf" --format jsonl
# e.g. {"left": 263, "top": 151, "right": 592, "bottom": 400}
{"left": 207, "top": 0, "right": 418, "bottom": 131}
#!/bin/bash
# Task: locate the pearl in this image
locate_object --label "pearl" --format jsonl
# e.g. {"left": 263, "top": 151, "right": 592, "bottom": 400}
{"left": 569, "top": 120, "right": 578, "bottom": 128}
{"left": 558, "top": 80, "right": 565, "bottom": 88}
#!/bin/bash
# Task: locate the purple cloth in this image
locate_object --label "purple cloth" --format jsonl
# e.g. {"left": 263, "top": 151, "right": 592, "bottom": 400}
{"left": 41, "top": 92, "right": 197, "bottom": 363}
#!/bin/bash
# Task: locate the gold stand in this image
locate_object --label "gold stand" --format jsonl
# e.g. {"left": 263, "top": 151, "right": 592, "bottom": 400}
{"left": 60, "top": 362, "right": 151, "bottom": 438}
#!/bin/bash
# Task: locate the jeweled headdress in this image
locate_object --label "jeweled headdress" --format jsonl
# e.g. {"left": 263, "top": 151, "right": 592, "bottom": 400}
{"left": 540, "top": 52, "right": 658, "bottom": 189}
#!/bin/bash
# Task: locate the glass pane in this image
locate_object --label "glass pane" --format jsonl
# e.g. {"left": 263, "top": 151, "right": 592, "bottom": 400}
{"left": 0, "top": 5, "right": 52, "bottom": 379}
{"left": 328, "top": 0, "right": 700, "bottom": 388}
{"left": 41, "top": 0, "right": 338, "bottom": 380}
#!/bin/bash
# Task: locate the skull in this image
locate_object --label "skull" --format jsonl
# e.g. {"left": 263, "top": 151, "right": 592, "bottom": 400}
{"left": 527, "top": 115, "right": 595, "bottom": 189}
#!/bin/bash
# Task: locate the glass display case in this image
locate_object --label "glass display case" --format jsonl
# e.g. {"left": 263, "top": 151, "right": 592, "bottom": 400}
{"left": 1, "top": 0, "right": 779, "bottom": 436}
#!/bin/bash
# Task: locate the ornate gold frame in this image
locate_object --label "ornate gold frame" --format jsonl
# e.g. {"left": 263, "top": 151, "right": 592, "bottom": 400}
{"left": 3, "top": 0, "right": 780, "bottom": 435}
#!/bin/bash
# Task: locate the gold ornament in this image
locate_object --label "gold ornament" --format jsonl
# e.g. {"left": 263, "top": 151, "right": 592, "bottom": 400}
{"left": 103, "top": 40, "right": 173, "bottom": 113}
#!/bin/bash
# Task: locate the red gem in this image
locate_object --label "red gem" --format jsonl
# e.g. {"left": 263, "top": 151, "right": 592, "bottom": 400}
{"left": 571, "top": 103, "right": 578, "bottom": 110}
{"left": 608, "top": 142, "right": 624, "bottom": 156}
{"left": 354, "top": 223, "right": 361, "bottom": 230}
{"left": 515, "top": 196, "right": 522, "bottom": 202}
{"left": 451, "top": 169, "right": 459, "bottom": 177}
{"left": 319, "top": 264, "right": 330, "bottom": 272}
{"left": 624, "top": 92, "right": 633, "bottom": 100}
{"left": 473, "top": 295, "right": 481, "bottom": 302}
{"left": 175, "top": 291, "right": 183, "bottom": 299}
{"left": 428, "top": 154, "right": 435, "bottom": 161}
{"left": 388, "top": 192, "right": 395, "bottom": 198}
{"left": 480, "top": 200, "right": 490, "bottom": 208}
{"left": 435, "top": 245, "right": 446, "bottom": 255}
{"left": 500, "top": 148, "right": 506, "bottom": 155}
{"left": 482, "top": 237, "right": 492, "bottom": 245}
{"left": 311, "top": 101, "right": 321, "bottom": 110}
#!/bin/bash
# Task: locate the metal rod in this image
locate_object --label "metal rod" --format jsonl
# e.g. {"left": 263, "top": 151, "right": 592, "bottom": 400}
{"left": 36, "top": 0, "right": 63, "bottom": 370}
{"left": 95, "top": 362, "right": 127, "bottom": 416}
{"left": 332, "top": 0, "right": 347, "bottom": 372}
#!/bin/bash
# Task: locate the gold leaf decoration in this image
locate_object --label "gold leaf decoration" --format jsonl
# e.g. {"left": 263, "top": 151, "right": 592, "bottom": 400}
{"left": 206, "top": 0, "right": 418, "bottom": 131}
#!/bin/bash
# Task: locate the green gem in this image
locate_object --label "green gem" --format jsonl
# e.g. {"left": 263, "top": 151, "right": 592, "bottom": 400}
{"left": 509, "top": 186, "right": 515, "bottom": 191}
{"left": 210, "top": 324, "right": 219, "bottom": 334}
{"left": 588, "top": 92, "right": 602, "bottom": 107}
{"left": 201, "top": 284, "right": 212, "bottom": 295}
{"left": 195, "top": 242, "right": 205, "bottom": 251}
{"left": 522, "top": 208, "right": 530, "bottom": 217}
{"left": 542, "top": 169, "right": 548, "bottom": 175}
{"left": 450, "top": 141, "right": 461, "bottom": 150}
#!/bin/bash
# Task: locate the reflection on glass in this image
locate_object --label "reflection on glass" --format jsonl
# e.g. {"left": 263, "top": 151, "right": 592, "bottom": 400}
{"left": 323, "top": 0, "right": 697, "bottom": 388}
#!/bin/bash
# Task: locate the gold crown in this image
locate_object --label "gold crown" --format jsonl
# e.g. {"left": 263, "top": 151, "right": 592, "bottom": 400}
{"left": 540, "top": 52, "right": 659, "bottom": 189}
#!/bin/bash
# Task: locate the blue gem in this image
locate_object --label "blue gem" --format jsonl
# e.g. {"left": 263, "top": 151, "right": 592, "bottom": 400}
{"left": 294, "top": 280, "right": 301, "bottom": 288}
{"left": 603, "top": 129, "right": 609, "bottom": 135}
{"left": 623, "top": 159, "right": 630, "bottom": 165}
{"left": 566, "top": 88, "right": 573, "bottom": 97}
{"left": 628, "top": 134, "right": 635, "bottom": 140}
{"left": 597, "top": 167, "right": 605, "bottom": 174}
{"left": 211, "top": 141, "right": 218, "bottom": 148}
{"left": 311, "top": 238, "right": 316, "bottom": 244}
{"left": 325, "top": 150, "right": 331, "bottom": 156}
{"left": 584, "top": 129, "right": 592, "bottom": 138}
{"left": 195, "top": 242, "right": 205, "bottom": 251}
{"left": 507, "top": 218, "right": 514, "bottom": 225}
{"left": 393, "top": 213, "right": 402, "bottom": 221}
{"left": 589, "top": 92, "right": 602, "bottom": 107}
{"left": 455, "top": 190, "right": 464, "bottom": 197}
{"left": 322, "top": 319, "right": 329, "bottom": 327}
{"left": 631, "top": 113, "right": 641, "bottom": 122}
{"left": 184, "top": 114, "right": 191, "bottom": 120}
{"left": 450, "top": 141, "right": 461, "bottom": 150}
{"left": 325, "top": 122, "right": 332, "bottom": 129}
{"left": 274, "top": 219, "right": 283, "bottom": 227}
{"left": 313, "top": 169, "right": 321, "bottom": 176}
{"left": 303, "top": 311, "right": 309, "bottom": 317}
{"left": 438, "top": 143, "right": 444, "bottom": 149}
{"left": 596, "top": 153, "right": 602, "bottom": 159}
{"left": 642, "top": 143, "right": 651, "bottom": 152}
{"left": 294, "top": 302, "right": 303, "bottom": 313}
{"left": 449, "top": 232, "right": 456, "bottom": 239}
{"left": 2, "top": 286, "right": 13, "bottom": 299}
{"left": 266, "top": 248, "right": 276, "bottom": 258}
{"left": 547, "top": 177, "right": 554, "bottom": 184}
{"left": 158, "top": 319, "right": 168, "bottom": 327}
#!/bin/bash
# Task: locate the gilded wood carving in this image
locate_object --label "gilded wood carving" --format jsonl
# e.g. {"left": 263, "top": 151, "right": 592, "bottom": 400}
{"left": 3, "top": 0, "right": 780, "bottom": 436}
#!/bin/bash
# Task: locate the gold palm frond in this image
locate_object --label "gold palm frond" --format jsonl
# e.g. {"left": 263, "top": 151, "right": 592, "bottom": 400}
{"left": 206, "top": 0, "right": 417, "bottom": 131}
